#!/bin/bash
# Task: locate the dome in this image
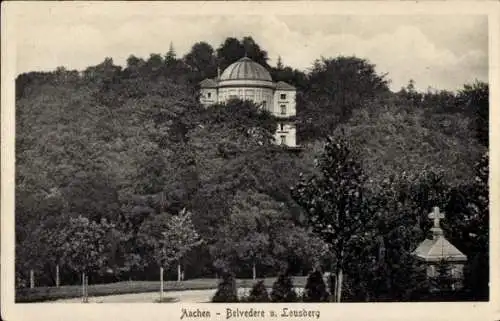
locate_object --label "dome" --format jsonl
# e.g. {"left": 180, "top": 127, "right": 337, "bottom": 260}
{"left": 219, "top": 57, "right": 272, "bottom": 82}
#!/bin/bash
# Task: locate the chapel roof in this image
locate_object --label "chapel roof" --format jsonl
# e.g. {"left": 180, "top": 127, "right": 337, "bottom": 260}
{"left": 413, "top": 235, "right": 467, "bottom": 262}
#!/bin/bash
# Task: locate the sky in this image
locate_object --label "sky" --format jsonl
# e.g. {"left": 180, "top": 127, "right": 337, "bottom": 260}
{"left": 12, "top": 3, "right": 489, "bottom": 92}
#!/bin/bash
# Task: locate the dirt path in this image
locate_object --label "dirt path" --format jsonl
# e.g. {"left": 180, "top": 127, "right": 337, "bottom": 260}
{"left": 55, "top": 287, "right": 304, "bottom": 303}
{"left": 55, "top": 289, "right": 217, "bottom": 303}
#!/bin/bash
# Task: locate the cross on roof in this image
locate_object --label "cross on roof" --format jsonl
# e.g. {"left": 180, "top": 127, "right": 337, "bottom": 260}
{"left": 428, "top": 206, "right": 445, "bottom": 228}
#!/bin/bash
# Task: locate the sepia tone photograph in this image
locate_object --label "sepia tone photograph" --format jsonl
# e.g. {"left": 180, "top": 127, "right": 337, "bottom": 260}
{"left": 2, "top": 1, "right": 495, "bottom": 316}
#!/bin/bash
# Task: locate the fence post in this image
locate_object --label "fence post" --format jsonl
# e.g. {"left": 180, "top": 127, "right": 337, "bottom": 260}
{"left": 160, "top": 267, "right": 164, "bottom": 301}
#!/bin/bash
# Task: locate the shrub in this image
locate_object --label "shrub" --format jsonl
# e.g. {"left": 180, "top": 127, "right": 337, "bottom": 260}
{"left": 302, "top": 270, "right": 329, "bottom": 302}
{"left": 247, "top": 280, "right": 270, "bottom": 302}
{"left": 212, "top": 272, "right": 238, "bottom": 302}
{"left": 270, "top": 273, "right": 298, "bottom": 302}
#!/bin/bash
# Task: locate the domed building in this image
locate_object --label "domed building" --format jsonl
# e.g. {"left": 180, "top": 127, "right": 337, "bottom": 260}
{"left": 199, "top": 57, "right": 297, "bottom": 147}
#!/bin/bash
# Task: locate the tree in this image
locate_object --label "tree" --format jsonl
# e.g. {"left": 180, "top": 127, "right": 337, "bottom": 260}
{"left": 333, "top": 95, "right": 483, "bottom": 186}
{"left": 270, "top": 273, "right": 298, "bottom": 302}
{"left": 58, "top": 216, "right": 116, "bottom": 276}
{"left": 457, "top": 81, "right": 489, "bottom": 147}
{"left": 212, "top": 271, "right": 238, "bottom": 302}
{"left": 302, "top": 270, "right": 329, "bottom": 302}
{"left": 443, "top": 152, "right": 489, "bottom": 300}
{"left": 165, "top": 42, "right": 177, "bottom": 65}
{"left": 299, "top": 56, "right": 390, "bottom": 142}
{"left": 183, "top": 42, "right": 218, "bottom": 82}
{"left": 397, "top": 79, "right": 423, "bottom": 107}
{"left": 292, "top": 136, "right": 375, "bottom": 302}
{"left": 209, "top": 191, "right": 286, "bottom": 277}
{"left": 216, "top": 36, "right": 270, "bottom": 71}
{"left": 158, "top": 209, "right": 203, "bottom": 281}
{"left": 247, "top": 280, "right": 270, "bottom": 302}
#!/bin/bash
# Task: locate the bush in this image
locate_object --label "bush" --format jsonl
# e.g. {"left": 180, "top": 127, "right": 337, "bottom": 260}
{"left": 246, "top": 280, "right": 270, "bottom": 302}
{"left": 270, "top": 273, "right": 298, "bottom": 302}
{"left": 212, "top": 272, "right": 238, "bottom": 302}
{"left": 303, "top": 270, "right": 329, "bottom": 302}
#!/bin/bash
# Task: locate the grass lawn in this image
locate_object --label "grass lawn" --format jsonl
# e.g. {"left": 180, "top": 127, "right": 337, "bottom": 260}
{"left": 16, "top": 276, "right": 307, "bottom": 303}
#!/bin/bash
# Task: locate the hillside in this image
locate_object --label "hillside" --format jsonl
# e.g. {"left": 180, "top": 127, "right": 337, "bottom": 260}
{"left": 15, "top": 37, "right": 488, "bottom": 301}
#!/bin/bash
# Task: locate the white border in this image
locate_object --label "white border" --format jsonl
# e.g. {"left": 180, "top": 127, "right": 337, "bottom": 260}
{"left": 2, "top": 2, "right": 499, "bottom": 321}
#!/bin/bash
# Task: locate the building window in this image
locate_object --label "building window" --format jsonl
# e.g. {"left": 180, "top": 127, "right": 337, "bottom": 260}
{"left": 207, "top": 92, "right": 211, "bottom": 98}
{"left": 280, "top": 93, "right": 286, "bottom": 100}
{"left": 280, "top": 105, "right": 287, "bottom": 115}
{"left": 279, "top": 123, "right": 285, "bottom": 131}
{"left": 280, "top": 135, "right": 286, "bottom": 145}
{"left": 262, "top": 100, "right": 267, "bottom": 109}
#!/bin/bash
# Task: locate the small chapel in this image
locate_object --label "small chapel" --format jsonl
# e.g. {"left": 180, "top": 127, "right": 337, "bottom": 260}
{"left": 413, "top": 207, "right": 467, "bottom": 291}
{"left": 198, "top": 57, "right": 297, "bottom": 147}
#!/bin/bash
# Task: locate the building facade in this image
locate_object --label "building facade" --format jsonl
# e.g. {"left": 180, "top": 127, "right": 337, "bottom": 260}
{"left": 199, "top": 57, "right": 297, "bottom": 147}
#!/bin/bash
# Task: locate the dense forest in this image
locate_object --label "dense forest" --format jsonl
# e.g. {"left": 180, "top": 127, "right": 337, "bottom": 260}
{"left": 15, "top": 36, "right": 489, "bottom": 301}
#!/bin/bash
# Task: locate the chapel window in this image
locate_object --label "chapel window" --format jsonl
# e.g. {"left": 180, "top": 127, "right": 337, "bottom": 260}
{"left": 280, "top": 135, "right": 286, "bottom": 145}
{"left": 280, "top": 105, "right": 287, "bottom": 115}
{"left": 280, "top": 93, "right": 286, "bottom": 100}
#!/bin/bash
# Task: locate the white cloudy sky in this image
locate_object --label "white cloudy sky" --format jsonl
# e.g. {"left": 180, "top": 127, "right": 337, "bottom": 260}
{"left": 12, "top": 3, "right": 488, "bottom": 91}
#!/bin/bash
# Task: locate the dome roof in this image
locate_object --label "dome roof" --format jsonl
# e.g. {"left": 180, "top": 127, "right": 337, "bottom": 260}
{"left": 219, "top": 57, "right": 272, "bottom": 82}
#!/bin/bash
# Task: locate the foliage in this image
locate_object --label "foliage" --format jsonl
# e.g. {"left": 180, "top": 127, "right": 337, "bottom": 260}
{"left": 246, "top": 280, "right": 270, "bottom": 302}
{"left": 58, "top": 216, "right": 116, "bottom": 274}
{"left": 457, "top": 81, "right": 489, "bottom": 147}
{"left": 442, "top": 152, "right": 489, "bottom": 300}
{"left": 302, "top": 270, "right": 329, "bottom": 302}
{"left": 334, "top": 95, "right": 484, "bottom": 186}
{"left": 298, "top": 56, "right": 390, "bottom": 142}
{"left": 292, "top": 136, "right": 374, "bottom": 301}
{"left": 270, "top": 273, "right": 298, "bottom": 302}
{"left": 137, "top": 209, "right": 203, "bottom": 271}
{"left": 183, "top": 42, "right": 218, "bottom": 83}
{"left": 216, "top": 36, "right": 270, "bottom": 71}
{"left": 15, "top": 35, "right": 488, "bottom": 302}
{"left": 212, "top": 272, "right": 238, "bottom": 302}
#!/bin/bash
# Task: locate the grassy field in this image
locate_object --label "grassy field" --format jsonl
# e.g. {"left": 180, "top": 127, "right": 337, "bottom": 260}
{"left": 16, "top": 276, "right": 308, "bottom": 303}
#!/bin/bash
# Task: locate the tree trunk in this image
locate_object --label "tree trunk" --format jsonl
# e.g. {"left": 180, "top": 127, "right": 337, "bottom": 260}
{"left": 334, "top": 247, "right": 344, "bottom": 303}
{"left": 177, "top": 263, "right": 181, "bottom": 282}
{"left": 160, "top": 267, "right": 164, "bottom": 300}
{"left": 56, "top": 265, "right": 60, "bottom": 287}
{"left": 81, "top": 272, "right": 86, "bottom": 303}
{"left": 252, "top": 262, "right": 256, "bottom": 280}
{"left": 85, "top": 275, "right": 89, "bottom": 302}
{"left": 336, "top": 268, "right": 343, "bottom": 302}
{"left": 331, "top": 272, "right": 337, "bottom": 301}
{"left": 30, "top": 269, "right": 35, "bottom": 289}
